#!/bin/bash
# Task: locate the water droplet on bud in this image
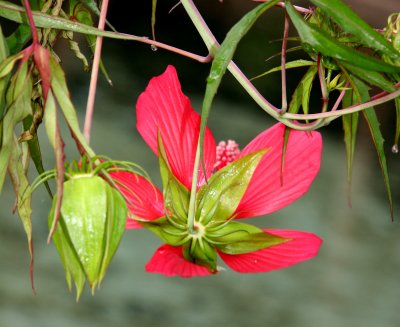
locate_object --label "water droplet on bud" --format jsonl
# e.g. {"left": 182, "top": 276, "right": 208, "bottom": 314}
{"left": 151, "top": 44, "right": 158, "bottom": 51}
{"left": 392, "top": 144, "right": 398, "bottom": 154}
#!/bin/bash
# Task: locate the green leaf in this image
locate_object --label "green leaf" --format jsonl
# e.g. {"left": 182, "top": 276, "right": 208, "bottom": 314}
{"left": 0, "top": 1, "right": 141, "bottom": 42}
{"left": 210, "top": 221, "right": 288, "bottom": 255}
{"left": 285, "top": 1, "right": 400, "bottom": 73}
{"left": 394, "top": 97, "right": 400, "bottom": 150}
{"left": 0, "top": 61, "right": 32, "bottom": 194}
{"left": 8, "top": 133, "right": 34, "bottom": 288}
{"left": 199, "top": 0, "right": 280, "bottom": 159}
{"left": 341, "top": 62, "right": 397, "bottom": 92}
{"left": 289, "top": 65, "right": 318, "bottom": 114}
{"left": 351, "top": 76, "right": 393, "bottom": 219}
{"left": 341, "top": 89, "right": 359, "bottom": 198}
{"left": 5, "top": 24, "right": 31, "bottom": 55}
{"left": 0, "top": 24, "right": 8, "bottom": 59}
{"left": 48, "top": 56, "right": 95, "bottom": 157}
{"left": 308, "top": 0, "right": 400, "bottom": 61}
{"left": 196, "top": 149, "right": 267, "bottom": 225}
{"left": 157, "top": 135, "right": 189, "bottom": 222}
{"left": 252, "top": 59, "right": 316, "bottom": 80}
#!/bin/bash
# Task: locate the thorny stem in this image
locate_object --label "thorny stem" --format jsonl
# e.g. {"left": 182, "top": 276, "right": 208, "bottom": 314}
{"left": 84, "top": 0, "right": 110, "bottom": 143}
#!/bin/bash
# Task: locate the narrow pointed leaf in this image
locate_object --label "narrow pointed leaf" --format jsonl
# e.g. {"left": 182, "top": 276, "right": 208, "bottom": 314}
{"left": 341, "top": 62, "right": 397, "bottom": 92}
{"left": 394, "top": 97, "right": 400, "bottom": 150}
{"left": 252, "top": 59, "right": 316, "bottom": 80}
{"left": 352, "top": 76, "right": 393, "bottom": 218}
{"left": 199, "top": 0, "right": 280, "bottom": 159}
{"left": 285, "top": 1, "right": 400, "bottom": 73}
{"left": 341, "top": 88, "right": 359, "bottom": 197}
{"left": 49, "top": 57, "right": 95, "bottom": 157}
{"left": 308, "top": 0, "right": 400, "bottom": 61}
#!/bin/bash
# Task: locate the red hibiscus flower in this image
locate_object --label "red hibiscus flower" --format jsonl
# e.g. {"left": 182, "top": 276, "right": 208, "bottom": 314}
{"left": 111, "top": 65, "right": 323, "bottom": 277}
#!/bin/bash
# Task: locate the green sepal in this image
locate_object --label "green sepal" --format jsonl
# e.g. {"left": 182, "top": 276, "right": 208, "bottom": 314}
{"left": 210, "top": 221, "right": 289, "bottom": 255}
{"left": 49, "top": 196, "right": 86, "bottom": 301}
{"left": 196, "top": 149, "right": 267, "bottom": 225}
{"left": 187, "top": 238, "right": 217, "bottom": 273}
{"left": 141, "top": 216, "right": 188, "bottom": 246}
{"left": 157, "top": 134, "right": 189, "bottom": 223}
{"left": 57, "top": 175, "right": 127, "bottom": 290}
{"left": 97, "top": 181, "right": 128, "bottom": 286}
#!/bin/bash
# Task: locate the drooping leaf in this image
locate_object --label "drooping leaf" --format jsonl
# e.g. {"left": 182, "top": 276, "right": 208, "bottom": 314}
{"left": 351, "top": 76, "right": 393, "bottom": 219}
{"left": 199, "top": 0, "right": 281, "bottom": 158}
{"left": 8, "top": 133, "right": 34, "bottom": 291}
{"left": 196, "top": 149, "right": 267, "bottom": 225}
{"left": 48, "top": 56, "right": 95, "bottom": 157}
{"left": 308, "top": 0, "right": 400, "bottom": 61}
{"left": 341, "top": 88, "right": 359, "bottom": 199}
{"left": 0, "top": 61, "right": 32, "bottom": 194}
{"left": 394, "top": 97, "right": 400, "bottom": 151}
{"left": 285, "top": 1, "right": 400, "bottom": 73}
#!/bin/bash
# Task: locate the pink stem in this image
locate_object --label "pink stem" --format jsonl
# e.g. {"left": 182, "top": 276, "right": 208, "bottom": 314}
{"left": 22, "top": 0, "right": 38, "bottom": 45}
{"left": 83, "top": 0, "right": 109, "bottom": 143}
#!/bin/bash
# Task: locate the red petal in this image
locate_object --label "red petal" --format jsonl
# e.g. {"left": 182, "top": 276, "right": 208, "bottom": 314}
{"left": 110, "top": 171, "right": 164, "bottom": 229}
{"left": 235, "top": 123, "right": 322, "bottom": 218}
{"left": 219, "top": 229, "right": 322, "bottom": 273}
{"left": 145, "top": 244, "right": 213, "bottom": 277}
{"left": 136, "top": 65, "right": 216, "bottom": 189}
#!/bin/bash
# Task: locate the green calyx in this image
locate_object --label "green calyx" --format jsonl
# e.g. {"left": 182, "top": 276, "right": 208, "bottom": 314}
{"left": 143, "top": 136, "right": 289, "bottom": 272}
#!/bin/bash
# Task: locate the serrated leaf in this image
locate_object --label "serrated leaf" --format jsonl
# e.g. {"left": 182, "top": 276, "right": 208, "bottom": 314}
{"left": 308, "top": 0, "right": 400, "bottom": 61}
{"left": 196, "top": 149, "right": 267, "bottom": 225}
{"left": 212, "top": 221, "right": 288, "bottom": 255}
{"left": 285, "top": 1, "right": 400, "bottom": 73}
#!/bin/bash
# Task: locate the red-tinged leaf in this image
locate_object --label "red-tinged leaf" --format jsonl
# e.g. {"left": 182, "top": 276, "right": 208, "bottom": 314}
{"left": 235, "top": 123, "right": 322, "bottom": 218}
{"left": 33, "top": 45, "right": 51, "bottom": 101}
{"left": 110, "top": 170, "right": 164, "bottom": 229}
{"left": 145, "top": 244, "right": 213, "bottom": 277}
{"left": 136, "top": 65, "right": 216, "bottom": 189}
{"left": 218, "top": 229, "right": 322, "bottom": 273}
